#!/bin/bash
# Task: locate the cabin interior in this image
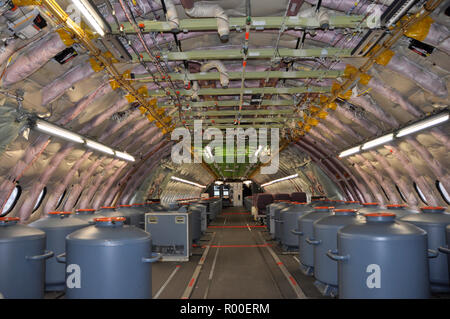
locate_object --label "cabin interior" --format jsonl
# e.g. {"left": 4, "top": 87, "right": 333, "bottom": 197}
{"left": 0, "top": 0, "right": 449, "bottom": 301}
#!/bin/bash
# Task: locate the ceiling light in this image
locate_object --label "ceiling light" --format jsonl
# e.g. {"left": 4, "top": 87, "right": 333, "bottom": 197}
{"left": 35, "top": 120, "right": 84, "bottom": 144}
{"left": 115, "top": 151, "right": 135, "bottom": 162}
{"left": 361, "top": 134, "right": 394, "bottom": 150}
{"left": 397, "top": 112, "right": 449, "bottom": 138}
{"left": 339, "top": 146, "right": 361, "bottom": 158}
{"left": 71, "top": 0, "right": 107, "bottom": 36}
{"left": 171, "top": 176, "right": 206, "bottom": 188}
{"left": 85, "top": 139, "right": 114, "bottom": 155}
{"left": 261, "top": 174, "right": 298, "bottom": 187}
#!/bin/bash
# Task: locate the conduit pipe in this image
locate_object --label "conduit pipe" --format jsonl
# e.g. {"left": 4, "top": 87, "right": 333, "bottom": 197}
{"left": 2, "top": 33, "right": 67, "bottom": 87}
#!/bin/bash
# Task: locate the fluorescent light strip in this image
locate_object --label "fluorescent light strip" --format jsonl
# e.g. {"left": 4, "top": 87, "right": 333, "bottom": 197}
{"left": 35, "top": 120, "right": 85, "bottom": 144}
{"left": 361, "top": 133, "right": 393, "bottom": 150}
{"left": 85, "top": 139, "right": 114, "bottom": 155}
{"left": 397, "top": 113, "right": 449, "bottom": 137}
{"left": 171, "top": 176, "right": 206, "bottom": 188}
{"left": 339, "top": 146, "right": 361, "bottom": 158}
{"left": 71, "top": 0, "right": 106, "bottom": 36}
{"left": 261, "top": 173, "right": 298, "bottom": 187}
{"left": 115, "top": 151, "right": 135, "bottom": 162}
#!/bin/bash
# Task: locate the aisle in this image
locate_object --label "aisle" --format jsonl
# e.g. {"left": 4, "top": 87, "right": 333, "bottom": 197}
{"left": 152, "top": 205, "right": 322, "bottom": 299}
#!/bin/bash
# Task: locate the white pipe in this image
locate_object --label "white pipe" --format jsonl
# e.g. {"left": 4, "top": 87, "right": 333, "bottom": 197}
{"left": 200, "top": 60, "right": 229, "bottom": 88}
{"left": 184, "top": 1, "right": 229, "bottom": 41}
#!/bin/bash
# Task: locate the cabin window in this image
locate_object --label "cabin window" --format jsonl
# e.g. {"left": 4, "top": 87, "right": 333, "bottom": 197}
{"left": 1, "top": 186, "right": 22, "bottom": 216}
{"left": 395, "top": 184, "right": 408, "bottom": 203}
{"left": 32, "top": 187, "right": 47, "bottom": 212}
{"left": 73, "top": 191, "right": 83, "bottom": 208}
{"left": 55, "top": 189, "right": 68, "bottom": 209}
{"left": 436, "top": 181, "right": 450, "bottom": 205}
{"left": 413, "top": 182, "right": 428, "bottom": 204}
{"left": 380, "top": 185, "right": 390, "bottom": 202}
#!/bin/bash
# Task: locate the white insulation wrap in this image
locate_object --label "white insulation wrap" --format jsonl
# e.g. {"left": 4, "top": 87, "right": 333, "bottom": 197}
{"left": 185, "top": 2, "right": 229, "bottom": 41}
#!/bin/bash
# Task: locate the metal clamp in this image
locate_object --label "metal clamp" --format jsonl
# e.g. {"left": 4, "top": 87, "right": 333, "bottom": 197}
{"left": 291, "top": 229, "right": 303, "bottom": 235}
{"left": 26, "top": 250, "right": 54, "bottom": 261}
{"left": 56, "top": 252, "right": 66, "bottom": 263}
{"left": 142, "top": 252, "right": 162, "bottom": 263}
{"left": 274, "top": 219, "right": 284, "bottom": 223}
{"left": 326, "top": 249, "right": 349, "bottom": 261}
{"left": 438, "top": 246, "right": 450, "bottom": 254}
{"left": 306, "top": 237, "right": 321, "bottom": 245}
{"left": 427, "top": 249, "right": 439, "bottom": 259}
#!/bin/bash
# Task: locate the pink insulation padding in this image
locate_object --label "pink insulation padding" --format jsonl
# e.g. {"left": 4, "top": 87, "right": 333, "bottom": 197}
{"left": 3, "top": 33, "right": 66, "bottom": 87}
{"left": 42, "top": 63, "right": 95, "bottom": 106}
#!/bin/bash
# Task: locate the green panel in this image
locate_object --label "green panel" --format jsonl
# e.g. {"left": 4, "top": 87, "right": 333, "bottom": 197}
{"left": 134, "top": 70, "right": 344, "bottom": 82}
{"left": 160, "top": 99, "right": 295, "bottom": 108}
{"left": 132, "top": 48, "right": 352, "bottom": 61}
{"left": 181, "top": 117, "right": 300, "bottom": 123}
{"left": 146, "top": 86, "right": 331, "bottom": 97}
{"left": 182, "top": 109, "right": 293, "bottom": 116}
{"left": 112, "top": 15, "right": 368, "bottom": 34}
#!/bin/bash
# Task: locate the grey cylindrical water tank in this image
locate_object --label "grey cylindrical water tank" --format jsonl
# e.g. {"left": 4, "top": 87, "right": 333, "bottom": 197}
{"left": 269, "top": 201, "right": 291, "bottom": 240}
{"left": 329, "top": 213, "right": 430, "bottom": 299}
{"left": 358, "top": 202, "right": 382, "bottom": 215}
{"left": 438, "top": 225, "right": 450, "bottom": 279}
{"left": 28, "top": 212, "right": 89, "bottom": 291}
{"left": 75, "top": 209, "right": 105, "bottom": 224}
{"left": 0, "top": 217, "right": 53, "bottom": 298}
{"left": 311, "top": 209, "right": 364, "bottom": 296}
{"left": 116, "top": 205, "right": 144, "bottom": 227}
{"left": 279, "top": 203, "right": 313, "bottom": 249}
{"left": 400, "top": 206, "right": 450, "bottom": 293}
{"left": 62, "top": 217, "right": 160, "bottom": 299}
{"left": 385, "top": 204, "right": 417, "bottom": 218}
{"left": 297, "top": 206, "right": 334, "bottom": 275}
{"left": 339, "top": 201, "right": 362, "bottom": 210}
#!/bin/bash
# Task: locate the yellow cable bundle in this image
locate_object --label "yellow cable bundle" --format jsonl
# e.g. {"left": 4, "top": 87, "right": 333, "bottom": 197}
{"left": 359, "top": 73, "right": 372, "bottom": 85}
{"left": 404, "top": 16, "right": 433, "bottom": 42}
{"left": 55, "top": 28, "right": 76, "bottom": 46}
{"left": 317, "top": 110, "right": 328, "bottom": 119}
{"left": 374, "top": 49, "right": 395, "bottom": 66}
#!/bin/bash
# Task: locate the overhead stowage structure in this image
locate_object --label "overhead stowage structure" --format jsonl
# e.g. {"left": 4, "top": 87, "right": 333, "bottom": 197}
{"left": 161, "top": 100, "right": 295, "bottom": 109}
{"left": 134, "top": 70, "right": 344, "bottom": 82}
{"left": 132, "top": 48, "right": 353, "bottom": 62}
{"left": 112, "top": 15, "right": 371, "bottom": 34}
{"left": 146, "top": 86, "right": 331, "bottom": 97}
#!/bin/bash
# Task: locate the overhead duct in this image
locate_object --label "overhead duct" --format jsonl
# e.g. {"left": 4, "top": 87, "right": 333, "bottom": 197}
{"left": 41, "top": 63, "right": 96, "bottom": 106}
{"left": 2, "top": 33, "right": 67, "bottom": 87}
{"left": 181, "top": 1, "right": 229, "bottom": 42}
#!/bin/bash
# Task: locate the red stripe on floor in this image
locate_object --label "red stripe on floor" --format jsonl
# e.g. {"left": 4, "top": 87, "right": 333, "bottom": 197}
{"left": 208, "top": 244, "right": 271, "bottom": 248}
{"left": 208, "top": 225, "right": 267, "bottom": 228}
{"left": 188, "top": 278, "right": 195, "bottom": 287}
{"left": 289, "top": 276, "right": 297, "bottom": 286}
{"left": 277, "top": 262, "right": 283, "bottom": 265}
